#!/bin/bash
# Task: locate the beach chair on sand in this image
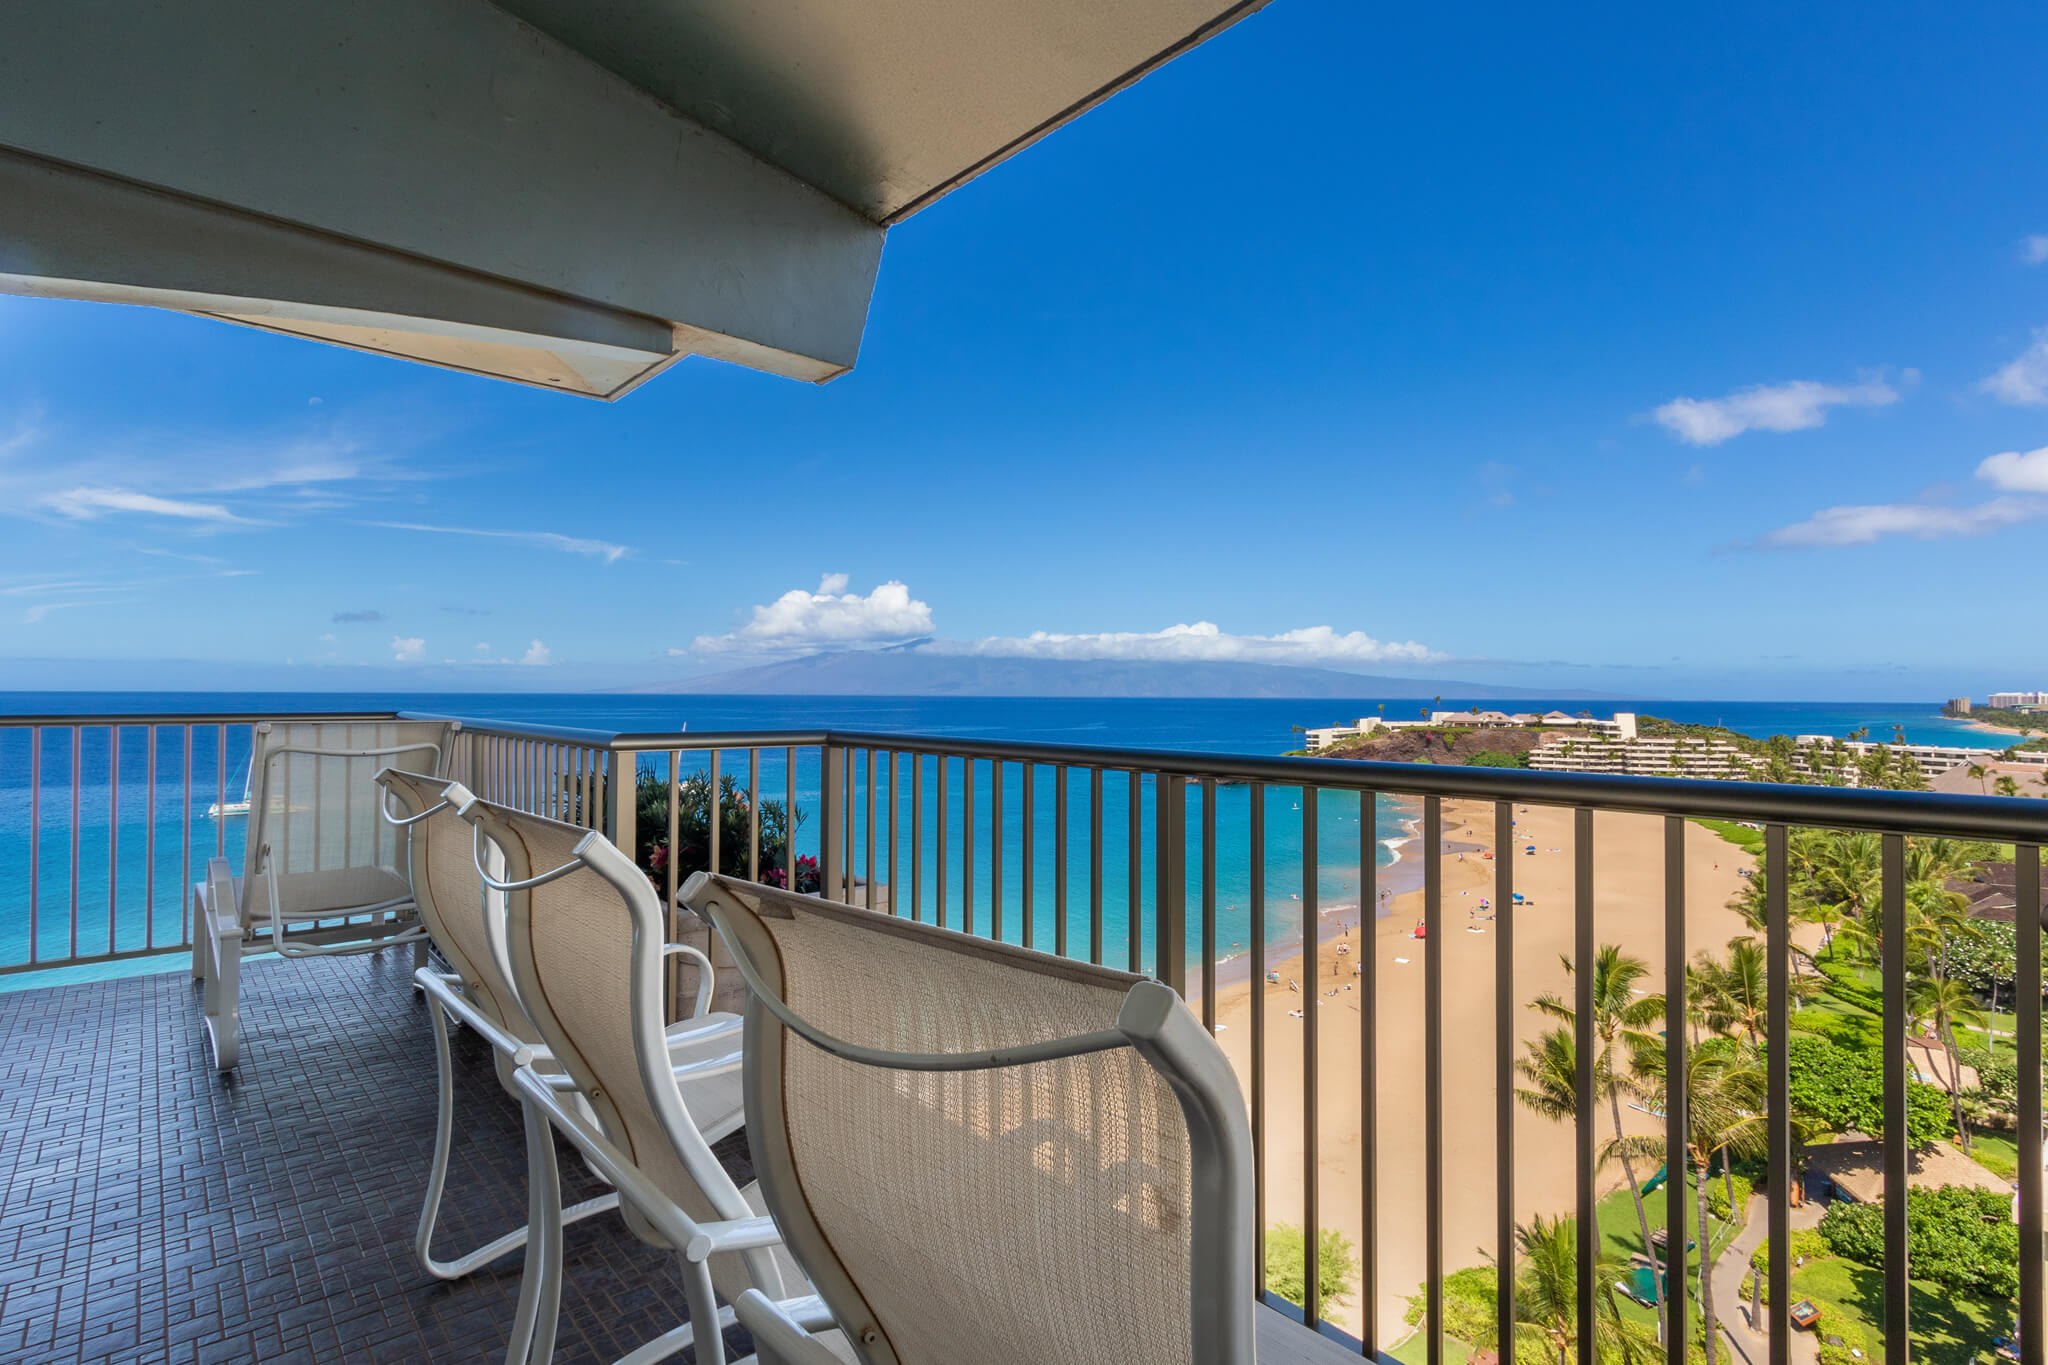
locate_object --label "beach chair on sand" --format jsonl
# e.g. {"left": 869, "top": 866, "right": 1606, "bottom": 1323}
{"left": 191, "top": 719, "right": 455, "bottom": 1073}
{"left": 373, "top": 770, "right": 745, "bottom": 1318}
{"left": 679, "top": 872, "right": 1259, "bottom": 1365}
{"left": 457, "top": 796, "right": 842, "bottom": 1365}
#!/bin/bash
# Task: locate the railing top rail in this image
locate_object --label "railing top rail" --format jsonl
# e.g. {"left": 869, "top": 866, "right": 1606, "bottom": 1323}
{"left": 405, "top": 714, "right": 2048, "bottom": 844}
{"left": 0, "top": 710, "right": 403, "bottom": 727}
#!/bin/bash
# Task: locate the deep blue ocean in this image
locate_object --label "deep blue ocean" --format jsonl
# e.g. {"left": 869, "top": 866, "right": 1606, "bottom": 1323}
{"left": 0, "top": 693, "right": 2008, "bottom": 989}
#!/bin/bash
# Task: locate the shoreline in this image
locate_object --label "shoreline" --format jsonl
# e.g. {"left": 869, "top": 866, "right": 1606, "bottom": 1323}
{"left": 1956, "top": 715, "right": 2036, "bottom": 739}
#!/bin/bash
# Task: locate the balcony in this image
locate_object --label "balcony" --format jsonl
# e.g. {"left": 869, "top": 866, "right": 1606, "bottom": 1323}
{"left": 1, "top": 708, "right": 2044, "bottom": 1364}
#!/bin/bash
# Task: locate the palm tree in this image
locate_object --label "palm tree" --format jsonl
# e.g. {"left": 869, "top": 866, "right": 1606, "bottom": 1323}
{"left": 1967, "top": 762, "right": 1989, "bottom": 794}
{"left": 1527, "top": 946, "right": 1667, "bottom": 1337}
{"left": 1509, "top": 1215, "right": 1659, "bottom": 1365}
{"left": 1618, "top": 1039, "right": 1767, "bottom": 1365}
{"left": 1908, "top": 973, "right": 1988, "bottom": 1154}
{"left": 1996, "top": 775, "right": 2021, "bottom": 798}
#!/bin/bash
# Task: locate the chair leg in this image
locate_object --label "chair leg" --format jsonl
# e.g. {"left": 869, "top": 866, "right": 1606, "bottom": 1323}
{"left": 507, "top": 1098, "right": 566, "bottom": 1365}
{"left": 417, "top": 993, "right": 616, "bottom": 1282}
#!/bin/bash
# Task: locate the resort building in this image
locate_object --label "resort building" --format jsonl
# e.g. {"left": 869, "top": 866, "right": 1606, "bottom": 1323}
{"left": 1524, "top": 730, "right": 1756, "bottom": 778}
{"left": 1789, "top": 736, "right": 2048, "bottom": 782}
{"left": 1988, "top": 690, "right": 2048, "bottom": 709}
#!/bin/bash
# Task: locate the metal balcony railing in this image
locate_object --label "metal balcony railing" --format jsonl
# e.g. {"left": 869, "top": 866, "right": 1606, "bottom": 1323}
{"left": 2, "top": 708, "right": 2043, "bottom": 1365}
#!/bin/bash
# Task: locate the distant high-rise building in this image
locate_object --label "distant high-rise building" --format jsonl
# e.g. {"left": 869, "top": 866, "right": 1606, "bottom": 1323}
{"left": 1989, "top": 690, "right": 2048, "bottom": 709}
{"left": 1947, "top": 697, "right": 1972, "bottom": 714}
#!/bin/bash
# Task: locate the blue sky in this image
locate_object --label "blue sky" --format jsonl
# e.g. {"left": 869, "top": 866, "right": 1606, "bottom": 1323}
{"left": 3, "top": 1, "right": 2047, "bottom": 701}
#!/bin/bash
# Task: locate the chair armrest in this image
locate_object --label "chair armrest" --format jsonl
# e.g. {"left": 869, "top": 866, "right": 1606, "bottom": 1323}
{"left": 663, "top": 941, "right": 717, "bottom": 1018}
{"left": 734, "top": 1289, "right": 853, "bottom": 1365}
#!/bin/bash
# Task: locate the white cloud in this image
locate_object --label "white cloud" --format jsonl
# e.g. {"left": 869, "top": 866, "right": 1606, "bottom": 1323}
{"left": 940, "top": 621, "right": 1442, "bottom": 666}
{"left": 368, "top": 521, "right": 629, "bottom": 563}
{"left": 1980, "top": 332, "right": 2048, "bottom": 405}
{"left": 474, "top": 642, "right": 491, "bottom": 653}
{"left": 1653, "top": 376, "right": 1901, "bottom": 445}
{"left": 692, "top": 576, "right": 935, "bottom": 654}
{"left": 1756, "top": 498, "right": 2045, "bottom": 548}
{"left": 1978, "top": 443, "right": 2048, "bottom": 492}
{"left": 2024, "top": 236, "right": 2048, "bottom": 266}
{"left": 391, "top": 636, "right": 426, "bottom": 662}
{"left": 40, "top": 487, "right": 245, "bottom": 523}
{"left": 521, "top": 639, "right": 554, "bottom": 666}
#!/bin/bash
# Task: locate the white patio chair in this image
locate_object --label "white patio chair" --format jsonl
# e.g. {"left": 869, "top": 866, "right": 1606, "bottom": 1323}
{"left": 375, "top": 768, "right": 747, "bottom": 1336}
{"left": 191, "top": 719, "right": 456, "bottom": 1073}
{"left": 456, "top": 795, "right": 844, "bottom": 1365}
{"left": 678, "top": 872, "right": 1258, "bottom": 1365}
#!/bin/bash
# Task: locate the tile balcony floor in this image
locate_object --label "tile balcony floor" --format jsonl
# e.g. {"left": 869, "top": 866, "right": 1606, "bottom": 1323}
{"left": 0, "top": 950, "right": 757, "bottom": 1365}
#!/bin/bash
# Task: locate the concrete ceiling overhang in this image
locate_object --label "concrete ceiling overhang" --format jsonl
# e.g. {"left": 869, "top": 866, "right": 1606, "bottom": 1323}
{"left": 0, "top": 0, "right": 1268, "bottom": 399}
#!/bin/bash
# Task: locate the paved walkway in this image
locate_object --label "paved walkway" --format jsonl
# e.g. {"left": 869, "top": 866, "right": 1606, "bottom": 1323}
{"left": 1708, "top": 1190, "right": 1823, "bottom": 1365}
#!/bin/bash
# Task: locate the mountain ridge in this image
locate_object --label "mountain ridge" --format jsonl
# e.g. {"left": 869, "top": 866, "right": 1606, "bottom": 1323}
{"left": 624, "top": 651, "right": 1622, "bottom": 700}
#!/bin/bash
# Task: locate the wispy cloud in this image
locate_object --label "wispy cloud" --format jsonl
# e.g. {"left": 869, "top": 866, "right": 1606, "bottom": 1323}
{"left": 367, "top": 522, "right": 630, "bottom": 563}
{"left": 332, "top": 609, "right": 384, "bottom": 624}
{"left": 692, "top": 575, "right": 934, "bottom": 654}
{"left": 2024, "top": 235, "right": 2048, "bottom": 266}
{"left": 39, "top": 487, "right": 247, "bottom": 523}
{"left": 21, "top": 598, "right": 129, "bottom": 625}
{"left": 1754, "top": 443, "right": 2048, "bottom": 547}
{"left": 1979, "top": 331, "right": 2048, "bottom": 405}
{"left": 1652, "top": 374, "right": 1904, "bottom": 445}
{"left": 391, "top": 636, "right": 426, "bottom": 663}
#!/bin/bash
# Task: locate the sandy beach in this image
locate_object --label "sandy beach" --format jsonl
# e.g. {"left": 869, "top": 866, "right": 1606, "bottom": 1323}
{"left": 1212, "top": 800, "right": 1764, "bottom": 1339}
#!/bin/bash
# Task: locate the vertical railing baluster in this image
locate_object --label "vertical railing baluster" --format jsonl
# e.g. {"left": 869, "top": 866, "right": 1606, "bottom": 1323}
{"left": 665, "top": 748, "right": 681, "bottom": 904}
{"left": 911, "top": 753, "right": 924, "bottom": 920}
{"left": 1090, "top": 767, "right": 1104, "bottom": 965}
{"left": 991, "top": 760, "right": 1003, "bottom": 938}
{"left": 842, "top": 748, "right": 853, "bottom": 901}
{"left": 108, "top": 727, "right": 119, "bottom": 953}
{"left": 710, "top": 750, "right": 722, "bottom": 878}
{"left": 1157, "top": 774, "right": 1186, "bottom": 994}
{"left": 1128, "top": 771, "right": 1143, "bottom": 974}
{"left": 146, "top": 727, "right": 157, "bottom": 950}
{"left": 1880, "top": 831, "right": 1907, "bottom": 1365}
{"left": 1662, "top": 816, "right": 1687, "bottom": 1365}
{"left": 963, "top": 758, "right": 976, "bottom": 935}
{"left": 937, "top": 756, "right": 949, "bottom": 928}
{"left": 2019, "top": 842, "right": 2043, "bottom": 1365}
{"left": 179, "top": 728, "right": 191, "bottom": 950}
{"left": 1054, "top": 765, "right": 1068, "bottom": 958}
{"left": 1359, "top": 786, "right": 1378, "bottom": 1357}
{"left": 1200, "top": 778, "right": 1216, "bottom": 1029}
{"left": 1497, "top": 801, "right": 1518, "bottom": 1365}
{"left": 1021, "top": 763, "right": 1035, "bottom": 948}
{"left": 1574, "top": 806, "right": 1595, "bottom": 1365}
{"left": 865, "top": 748, "right": 876, "bottom": 910}
{"left": 784, "top": 747, "right": 796, "bottom": 892}
{"left": 215, "top": 726, "right": 226, "bottom": 858}
{"left": 1251, "top": 781, "right": 1268, "bottom": 1297}
{"left": 1424, "top": 794, "right": 1443, "bottom": 1365}
{"left": 1302, "top": 785, "right": 1321, "bottom": 1330}
{"left": 70, "top": 726, "right": 82, "bottom": 961}
{"left": 886, "top": 751, "right": 898, "bottom": 914}
{"left": 749, "top": 748, "right": 762, "bottom": 883}
{"left": 821, "top": 746, "right": 844, "bottom": 903}
{"left": 28, "top": 728, "right": 40, "bottom": 963}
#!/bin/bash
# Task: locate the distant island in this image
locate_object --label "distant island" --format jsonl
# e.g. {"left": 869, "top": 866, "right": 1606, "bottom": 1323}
{"left": 629, "top": 650, "right": 1619, "bottom": 700}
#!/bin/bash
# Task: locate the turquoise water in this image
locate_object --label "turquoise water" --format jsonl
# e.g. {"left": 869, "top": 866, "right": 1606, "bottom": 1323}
{"left": 0, "top": 693, "right": 2007, "bottom": 988}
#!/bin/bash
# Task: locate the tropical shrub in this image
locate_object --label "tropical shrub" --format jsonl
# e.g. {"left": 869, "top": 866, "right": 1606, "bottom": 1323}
{"left": 1706, "top": 1170, "right": 1754, "bottom": 1221}
{"left": 1818, "top": 1185, "right": 2019, "bottom": 1299}
{"left": 633, "top": 768, "right": 818, "bottom": 894}
{"left": 1465, "top": 750, "right": 1527, "bottom": 769}
{"left": 1266, "top": 1224, "right": 1360, "bottom": 1311}
{"left": 1783, "top": 1033, "right": 1953, "bottom": 1145}
{"left": 1402, "top": 1265, "right": 1496, "bottom": 1350}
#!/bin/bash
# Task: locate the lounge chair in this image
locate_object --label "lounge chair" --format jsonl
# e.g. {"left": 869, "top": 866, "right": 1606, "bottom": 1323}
{"left": 456, "top": 796, "right": 842, "bottom": 1365}
{"left": 191, "top": 719, "right": 456, "bottom": 1073}
{"left": 678, "top": 871, "right": 1259, "bottom": 1365}
{"left": 373, "top": 768, "right": 745, "bottom": 1325}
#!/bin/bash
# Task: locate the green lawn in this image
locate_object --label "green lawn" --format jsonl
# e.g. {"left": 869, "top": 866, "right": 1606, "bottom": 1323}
{"left": 1962, "top": 1131, "right": 2020, "bottom": 1180}
{"left": 1697, "top": 819, "right": 1766, "bottom": 857}
{"left": 1595, "top": 1168, "right": 1749, "bottom": 1330}
{"left": 1388, "top": 1330, "right": 1476, "bottom": 1365}
{"left": 1770, "top": 1252, "right": 2010, "bottom": 1365}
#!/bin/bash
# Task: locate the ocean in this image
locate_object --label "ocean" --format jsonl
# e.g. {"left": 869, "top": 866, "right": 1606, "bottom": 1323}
{"left": 0, "top": 693, "right": 2011, "bottom": 989}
